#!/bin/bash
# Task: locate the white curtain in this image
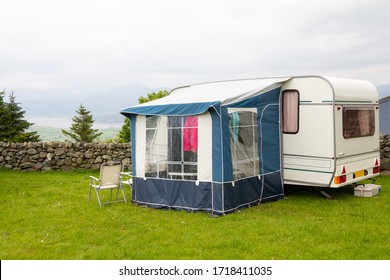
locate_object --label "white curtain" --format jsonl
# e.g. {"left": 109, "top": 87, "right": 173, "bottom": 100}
{"left": 358, "top": 110, "right": 371, "bottom": 136}
{"left": 283, "top": 90, "right": 299, "bottom": 133}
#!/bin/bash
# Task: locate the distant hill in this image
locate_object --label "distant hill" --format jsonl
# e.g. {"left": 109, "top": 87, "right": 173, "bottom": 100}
{"left": 378, "top": 84, "right": 390, "bottom": 99}
{"left": 21, "top": 83, "right": 170, "bottom": 122}
{"left": 18, "top": 82, "right": 388, "bottom": 129}
{"left": 29, "top": 125, "right": 120, "bottom": 142}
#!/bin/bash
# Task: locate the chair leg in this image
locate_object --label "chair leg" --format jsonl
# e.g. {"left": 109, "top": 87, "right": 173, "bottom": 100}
{"left": 95, "top": 189, "right": 102, "bottom": 207}
{"left": 115, "top": 186, "right": 120, "bottom": 200}
{"left": 88, "top": 185, "right": 92, "bottom": 202}
{"left": 121, "top": 186, "right": 127, "bottom": 203}
{"left": 90, "top": 185, "right": 127, "bottom": 206}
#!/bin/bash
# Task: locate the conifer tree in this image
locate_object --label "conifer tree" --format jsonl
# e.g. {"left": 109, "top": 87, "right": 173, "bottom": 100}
{"left": 0, "top": 90, "right": 40, "bottom": 142}
{"left": 62, "top": 104, "right": 102, "bottom": 142}
{"left": 0, "top": 90, "right": 9, "bottom": 141}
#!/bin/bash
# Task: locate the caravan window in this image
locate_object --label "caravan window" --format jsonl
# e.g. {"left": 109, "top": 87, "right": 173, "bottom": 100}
{"left": 229, "top": 110, "right": 259, "bottom": 180}
{"left": 343, "top": 107, "right": 375, "bottom": 138}
{"left": 145, "top": 115, "right": 198, "bottom": 180}
{"left": 282, "top": 90, "right": 299, "bottom": 134}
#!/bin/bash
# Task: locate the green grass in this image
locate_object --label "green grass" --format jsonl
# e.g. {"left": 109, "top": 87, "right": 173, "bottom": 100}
{"left": 0, "top": 168, "right": 389, "bottom": 260}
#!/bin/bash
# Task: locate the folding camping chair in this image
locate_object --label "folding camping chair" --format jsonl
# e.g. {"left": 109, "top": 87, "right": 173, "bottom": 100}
{"left": 120, "top": 159, "right": 132, "bottom": 191}
{"left": 89, "top": 161, "right": 127, "bottom": 206}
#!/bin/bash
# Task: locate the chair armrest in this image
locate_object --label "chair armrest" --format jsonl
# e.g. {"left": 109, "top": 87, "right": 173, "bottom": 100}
{"left": 89, "top": 176, "right": 100, "bottom": 186}
{"left": 120, "top": 172, "right": 132, "bottom": 186}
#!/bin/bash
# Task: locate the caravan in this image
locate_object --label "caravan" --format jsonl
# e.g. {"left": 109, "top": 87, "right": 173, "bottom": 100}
{"left": 121, "top": 76, "right": 380, "bottom": 214}
{"left": 281, "top": 76, "right": 380, "bottom": 188}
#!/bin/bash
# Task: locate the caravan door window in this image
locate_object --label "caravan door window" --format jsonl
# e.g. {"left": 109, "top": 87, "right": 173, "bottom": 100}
{"left": 228, "top": 109, "right": 259, "bottom": 180}
{"left": 282, "top": 90, "right": 299, "bottom": 134}
{"left": 343, "top": 107, "right": 375, "bottom": 138}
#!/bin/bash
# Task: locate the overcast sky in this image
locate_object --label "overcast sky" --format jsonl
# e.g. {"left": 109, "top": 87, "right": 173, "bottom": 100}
{"left": 1, "top": 0, "right": 390, "bottom": 96}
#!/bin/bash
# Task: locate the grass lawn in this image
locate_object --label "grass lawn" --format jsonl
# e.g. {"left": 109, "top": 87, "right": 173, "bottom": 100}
{"left": 0, "top": 168, "right": 389, "bottom": 260}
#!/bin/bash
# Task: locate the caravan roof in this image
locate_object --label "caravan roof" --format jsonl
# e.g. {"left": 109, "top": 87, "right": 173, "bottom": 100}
{"left": 122, "top": 76, "right": 378, "bottom": 117}
{"left": 324, "top": 76, "right": 378, "bottom": 103}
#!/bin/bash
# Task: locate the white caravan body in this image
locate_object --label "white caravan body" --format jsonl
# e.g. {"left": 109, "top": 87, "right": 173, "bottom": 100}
{"left": 281, "top": 76, "right": 380, "bottom": 188}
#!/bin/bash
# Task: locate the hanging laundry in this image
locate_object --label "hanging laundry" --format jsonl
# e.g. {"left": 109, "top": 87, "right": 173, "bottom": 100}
{"left": 230, "top": 112, "right": 240, "bottom": 142}
{"left": 183, "top": 116, "right": 198, "bottom": 152}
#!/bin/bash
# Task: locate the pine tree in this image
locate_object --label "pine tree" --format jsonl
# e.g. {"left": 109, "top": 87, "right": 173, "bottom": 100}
{"left": 62, "top": 104, "right": 102, "bottom": 142}
{"left": 0, "top": 90, "right": 9, "bottom": 141}
{"left": 117, "top": 90, "right": 169, "bottom": 143}
{"left": 0, "top": 90, "right": 40, "bottom": 142}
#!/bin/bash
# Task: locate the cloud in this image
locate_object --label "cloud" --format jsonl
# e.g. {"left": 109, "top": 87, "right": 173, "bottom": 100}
{"left": 0, "top": 0, "right": 389, "bottom": 94}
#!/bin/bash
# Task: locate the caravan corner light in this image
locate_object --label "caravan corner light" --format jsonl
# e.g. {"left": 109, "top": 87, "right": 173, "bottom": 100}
{"left": 334, "top": 175, "right": 347, "bottom": 185}
{"left": 334, "top": 165, "right": 347, "bottom": 185}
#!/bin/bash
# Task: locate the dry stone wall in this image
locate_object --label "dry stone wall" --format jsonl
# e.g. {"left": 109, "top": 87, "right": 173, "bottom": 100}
{"left": 0, "top": 136, "right": 389, "bottom": 172}
{"left": 0, "top": 141, "right": 131, "bottom": 171}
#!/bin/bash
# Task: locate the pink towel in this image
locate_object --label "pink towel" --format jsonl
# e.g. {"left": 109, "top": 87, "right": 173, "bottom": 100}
{"left": 183, "top": 116, "right": 198, "bottom": 152}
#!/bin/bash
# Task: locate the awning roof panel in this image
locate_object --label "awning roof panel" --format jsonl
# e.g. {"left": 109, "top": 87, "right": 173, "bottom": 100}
{"left": 121, "top": 77, "right": 291, "bottom": 116}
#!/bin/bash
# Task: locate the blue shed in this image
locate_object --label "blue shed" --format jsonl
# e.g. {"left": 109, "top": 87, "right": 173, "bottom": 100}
{"left": 380, "top": 96, "right": 390, "bottom": 135}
